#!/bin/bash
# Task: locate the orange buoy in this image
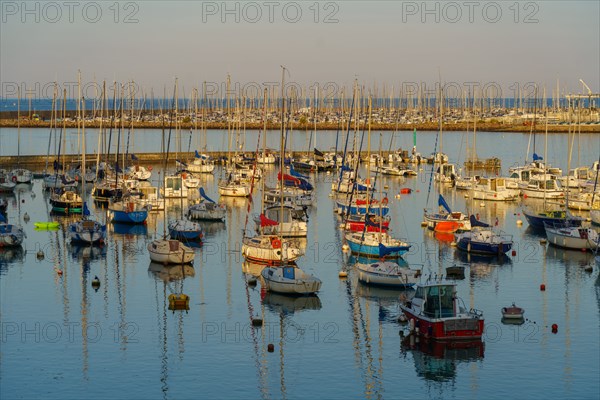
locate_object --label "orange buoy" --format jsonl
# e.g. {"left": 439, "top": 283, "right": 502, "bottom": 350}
{"left": 540, "top": 284, "right": 546, "bottom": 291}
{"left": 512, "top": 250, "right": 516, "bottom": 256}
{"left": 56, "top": 269, "right": 63, "bottom": 275}
{"left": 551, "top": 324, "right": 558, "bottom": 333}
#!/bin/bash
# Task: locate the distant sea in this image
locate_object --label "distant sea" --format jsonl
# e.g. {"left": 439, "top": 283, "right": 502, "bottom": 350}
{"left": 0, "top": 98, "right": 574, "bottom": 113}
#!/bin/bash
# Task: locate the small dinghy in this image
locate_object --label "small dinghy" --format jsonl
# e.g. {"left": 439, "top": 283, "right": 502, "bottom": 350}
{"left": 501, "top": 303, "right": 525, "bottom": 319}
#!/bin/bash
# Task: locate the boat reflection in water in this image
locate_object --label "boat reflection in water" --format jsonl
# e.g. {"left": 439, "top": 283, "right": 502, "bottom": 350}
{"left": 355, "top": 282, "right": 414, "bottom": 324}
{"left": 355, "top": 280, "right": 414, "bottom": 305}
{"left": 110, "top": 222, "right": 149, "bottom": 236}
{"left": 262, "top": 292, "right": 322, "bottom": 314}
{"left": 69, "top": 243, "right": 107, "bottom": 263}
{"left": 0, "top": 246, "right": 25, "bottom": 275}
{"left": 148, "top": 262, "right": 196, "bottom": 282}
{"left": 454, "top": 249, "right": 512, "bottom": 267}
{"left": 401, "top": 334, "right": 484, "bottom": 382}
{"left": 545, "top": 245, "right": 595, "bottom": 267}
{"left": 196, "top": 220, "right": 226, "bottom": 235}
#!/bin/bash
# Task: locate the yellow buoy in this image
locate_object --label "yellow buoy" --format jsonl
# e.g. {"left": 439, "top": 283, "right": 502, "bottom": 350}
{"left": 338, "top": 270, "right": 348, "bottom": 278}
{"left": 450, "top": 241, "right": 457, "bottom": 247}
{"left": 420, "top": 221, "right": 428, "bottom": 227}
{"left": 342, "top": 244, "right": 350, "bottom": 252}
{"left": 168, "top": 293, "right": 190, "bottom": 311}
{"left": 480, "top": 202, "right": 485, "bottom": 207}
{"left": 540, "top": 239, "right": 547, "bottom": 245}
{"left": 516, "top": 219, "right": 523, "bottom": 225}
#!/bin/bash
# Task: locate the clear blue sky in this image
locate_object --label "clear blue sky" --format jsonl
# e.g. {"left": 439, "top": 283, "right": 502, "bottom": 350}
{"left": 1, "top": 1, "right": 598, "bottom": 99}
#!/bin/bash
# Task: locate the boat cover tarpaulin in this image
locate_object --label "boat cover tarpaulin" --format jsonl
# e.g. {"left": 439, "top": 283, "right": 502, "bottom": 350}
{"left": 469, "top": 214, "right": 490, "bottom": 228}
{"left": 199, "top": 187, "right": 215, "bottom": 203}
{"left": 260, "top": 214, "right": 279, "bottom": 227}
{"left": 438, "top": 195, "right": 452, "bottom": 214}
{"left": 378, "top": 243, "right": 409, "bottom": 257}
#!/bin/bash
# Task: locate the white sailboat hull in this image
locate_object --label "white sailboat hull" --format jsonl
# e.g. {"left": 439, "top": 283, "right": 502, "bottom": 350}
{"left": 261, "top": 266, "right": 321, "bottom": 294}
{"left": 147, "top": 240, "right": 195, "bottom": 264}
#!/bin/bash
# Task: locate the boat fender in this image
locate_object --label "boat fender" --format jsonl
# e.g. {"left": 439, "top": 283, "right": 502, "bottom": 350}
{"left": 271, "top": 238, "right": 282, "bottom": 249}
{"left": 467, "top": 242, "right": 471, "bottom": 253}
{"left": 11, "top": 176, "right": 17, "bottom": 183}
{"left": 381, "top": 197, "right": 389, "bottom": 205}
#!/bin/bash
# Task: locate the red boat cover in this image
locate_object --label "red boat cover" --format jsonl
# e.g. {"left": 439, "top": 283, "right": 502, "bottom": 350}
{"left": 260, "top": 214, "right": 279, "bottom": 227}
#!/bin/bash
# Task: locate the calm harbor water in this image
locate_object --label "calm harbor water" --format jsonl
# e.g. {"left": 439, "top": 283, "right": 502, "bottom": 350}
{"left": 1, "top": 130, "right": 599, "bottom": 399}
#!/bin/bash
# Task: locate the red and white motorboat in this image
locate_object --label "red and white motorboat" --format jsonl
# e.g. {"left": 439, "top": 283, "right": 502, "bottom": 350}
{"left": 400, "top": 279, "right": 484, "bottom": 340}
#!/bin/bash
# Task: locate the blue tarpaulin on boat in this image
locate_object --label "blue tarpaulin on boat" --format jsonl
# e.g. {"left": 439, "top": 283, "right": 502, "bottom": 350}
{"left": 378, "top": 243, "right": 410, "bottom": 257}
{"left": 289, "top": 164, "right": 309, "bottom": 180}
{"left": 131, "top": 154, "right": 138, "bottom": 160}
{"left": 199, "top": 187, "right": 215, "bottom": 203}
{"left": 83, "top": 202, "right": 90, "bottom": 216}
{"left": 0, "top": 213, "right": 5, "bottom": 223}
{"left": 195, "top": 150, "right": 201, "bottom": 158}
{"left": 533, "top": 153, "right": 543, "bottom": 161}
{"left": 470, "top": 214, "right": 490, "bottom": 227}
{"left": 438, "top": 195, "right": 452, "bottom": 214}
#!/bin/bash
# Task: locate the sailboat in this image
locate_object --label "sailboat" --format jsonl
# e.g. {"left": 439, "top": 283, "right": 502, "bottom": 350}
{"left": 68, "top": 74, "right": 106, "bottom": 244}
{"left": 10, "top": 88, "right": 33, "bottom": 184}
{"left": 241, "top": 86, "right": 304, "bottom": 264}
{"left": 186, "top": 85, "right": 216, "bottom": 174}
{"left": 356, "top": 258, "right": 421, "bottom": 288}
{"left": 253, "top": 67, "right": 320, "bottom": 295}
{"left": 0, "top": 213, "right": 25, "bottom": 247}
{"left": 218, "top": 76, "right": 252, "bottom": 197}
{"left": 187, "top": 187, "right": 226, "bottom": 221}
{"left": 523, "top": 106, "right": 581, "bottom": 229}
{"left": 148, "top": 82, "right": 195, "bottom": 265}
{"left": 166, "top": 81, "right": 203, "bottom": 242}
{"left": 544, "top": 106, "right": 599, "bottom": 251}
{"left": 344, "top": 105, "right": 410, "bottom": 259}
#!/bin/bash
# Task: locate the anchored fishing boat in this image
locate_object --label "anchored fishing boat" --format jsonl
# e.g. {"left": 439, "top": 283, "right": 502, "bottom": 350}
{"left": 400, "top": 279, "right": 484, "bottom": 340}
{"left": 501, "top": 303, "right": 525, "bottom": 319}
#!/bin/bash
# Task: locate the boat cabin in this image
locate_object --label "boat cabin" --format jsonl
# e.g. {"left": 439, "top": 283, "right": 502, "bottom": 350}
{"left": 411, "top": 283, "right": 458, "bottom": 319}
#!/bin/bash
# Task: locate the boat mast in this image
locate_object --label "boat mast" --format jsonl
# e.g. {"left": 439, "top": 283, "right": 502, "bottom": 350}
{"left": 17, "top": 86, "right": 21, "bottom": 165}
{"left": 280, "top": 66, "right": 286, "bottom": 262}
{"left": 78, "top": 71, "right": 86, "bottom": 218}
{"left": 261, "top": 88, "right": 267, "bottom": 215}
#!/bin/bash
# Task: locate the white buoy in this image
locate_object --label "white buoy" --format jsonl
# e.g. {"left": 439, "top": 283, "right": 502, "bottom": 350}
{"left": 36, "top": 250, "right": 44, "bottom": 260}
{"left": 395, "top": 194, "right": 401, "bottom": 199}
{"left": 450, "top": 241, "right": 457, "bottom": 247}
{"left": 342, "top": 244, "right": 350, "bottom": 252}
{"left": 480, "top": 202, "right": 485, "bottom": 207}
{"left": 23, "top": 212, "right": 30, "bottom": 222}
{"left": 338, "top": 270, "right": 348, "bottom": 278}
{"left": 420, "top": 221, "right": 428, "bottom": 227}
{"left": 516, "top": 219, "right": 523, "bottom": 225}
{"left": 384, "top": 185, "right": 389, "bottom": 190}
{"left": 586, "top": 217, "right": 592, "bottom": 222}
{"left": 464, "top": 194, "right": 469, "bottom": 198}
{"left": 540, "top": 239, "right": 547, "bottom": 245}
